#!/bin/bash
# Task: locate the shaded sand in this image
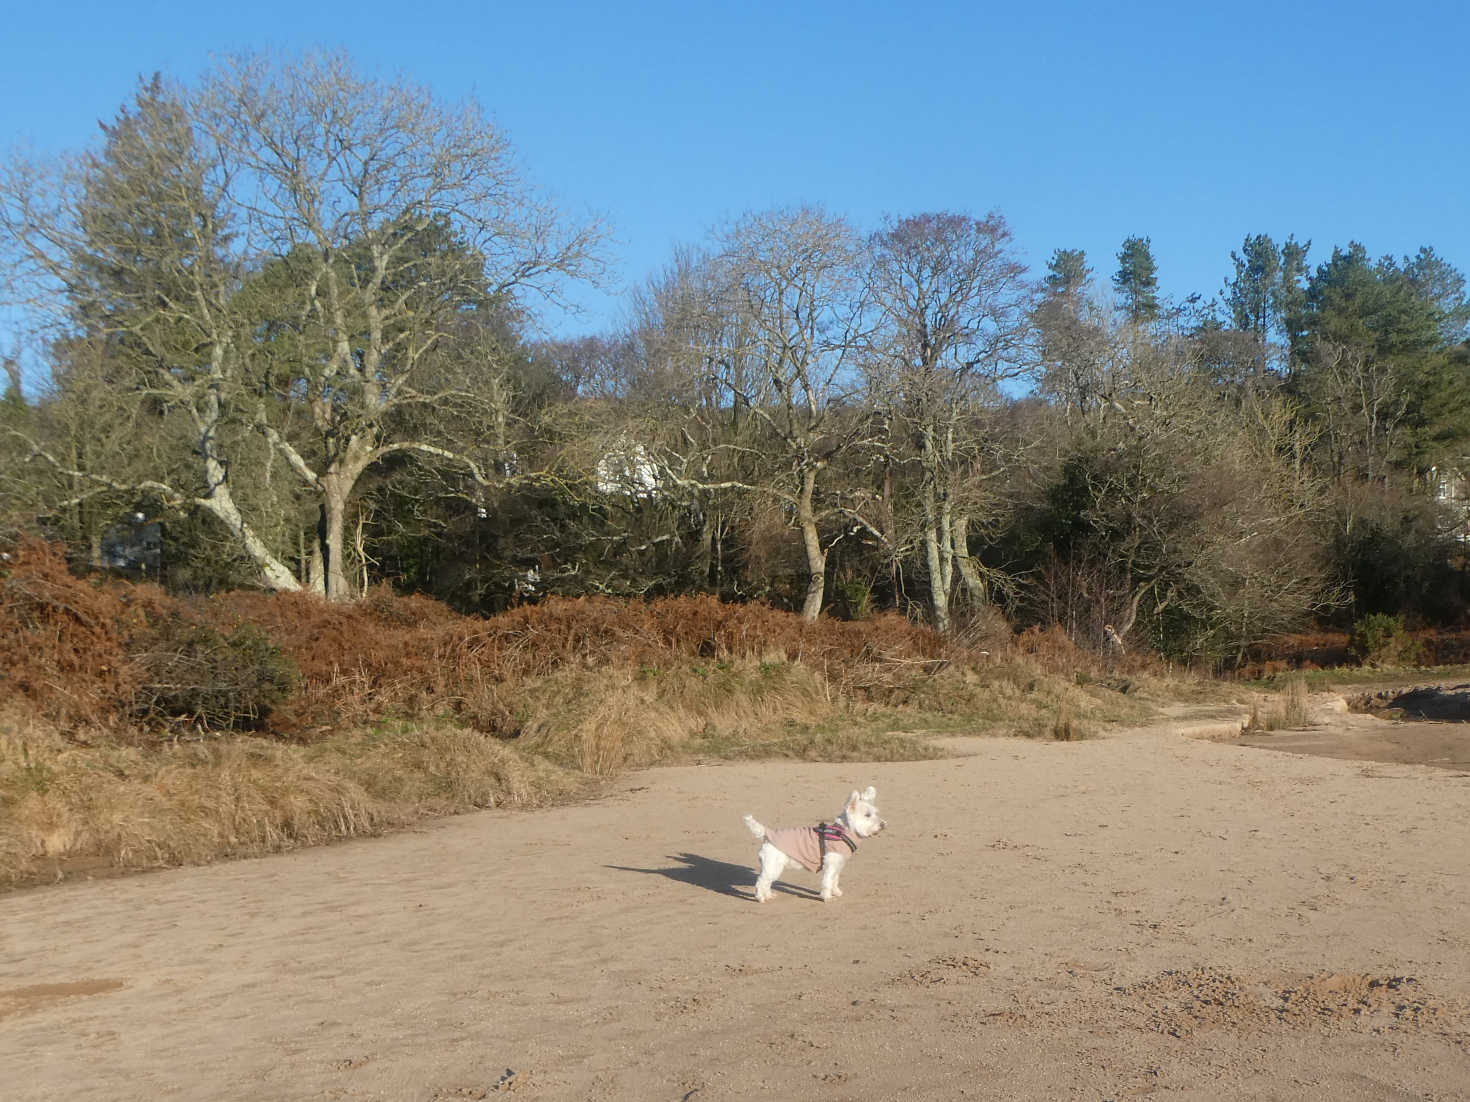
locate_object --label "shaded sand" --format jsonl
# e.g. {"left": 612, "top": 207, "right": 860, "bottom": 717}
{"left": 1237, "top": 686, "right": 1470, "bottom": 771}
{"left": 2, "top": 709, "right": 1469, "bottom": 1100}
{"left": 1237, "top": 720, "right": 1470, "bottom": 771}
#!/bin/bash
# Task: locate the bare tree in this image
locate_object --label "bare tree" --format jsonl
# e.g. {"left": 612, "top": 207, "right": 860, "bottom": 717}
{"left": 1300, "top": 340, "right": 1411, "bottom": 495}
{"left": 631, "top": 210, "right": 883, "bottom": 619}
{"left": 196, "top": 53, "right": 603, "bottom": 597}
{"left": 1036, "top": 289, "right": 1121, "bottom": 427}
{"left": 1, "top": 54, "right": 603, "bottom": 598}
{"left": 625, "top": 247, "right": 755, "bottom": 592}
{"left": 708, "top": 206, "right": 878, "bottom": 620}
{"left": 1028, "top": 342, "right": 1337, "bottom": 660}
{"left": 866, "top": 212, "right": 1033, "bottom": 632}
{"left": 1, "top": 75, "right": 307, "bottom": 589}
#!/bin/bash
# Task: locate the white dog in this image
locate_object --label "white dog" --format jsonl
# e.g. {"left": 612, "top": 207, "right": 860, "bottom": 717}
{"left": 743, "top": 786, "right": 886, "bottom": 903}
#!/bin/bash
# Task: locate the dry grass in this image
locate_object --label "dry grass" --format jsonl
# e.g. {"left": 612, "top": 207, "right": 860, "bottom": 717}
{"left": 1246, "top": 675, "right": 1312, "bottom": 732}
{"left": 0, "top": 656, "right": 932, "bottom": 888}
{"left": 0, "top": 647, "right": 1162, "bottom": 888}
{"left": 0, "top": 706, "right": 590, "bottom": 889}
{"left": 513, "top": 660, "right": 838, "bottom": 775}
{"left": 0, "top": 540, "right": 1202, "bottom": 890}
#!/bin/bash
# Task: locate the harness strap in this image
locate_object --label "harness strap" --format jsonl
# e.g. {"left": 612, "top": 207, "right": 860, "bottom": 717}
{"left": 815, "top": 821, "right": 857, "bottom": 865}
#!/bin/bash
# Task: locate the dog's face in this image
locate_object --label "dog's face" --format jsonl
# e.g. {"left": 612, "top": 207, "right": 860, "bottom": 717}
{"left": 842, "top": 785, "right": 886, "bottom": 839}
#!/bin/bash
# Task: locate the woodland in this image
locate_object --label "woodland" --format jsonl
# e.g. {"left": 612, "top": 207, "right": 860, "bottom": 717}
{"left": 3, "top": 53, "right": 1468, "bottom": 668}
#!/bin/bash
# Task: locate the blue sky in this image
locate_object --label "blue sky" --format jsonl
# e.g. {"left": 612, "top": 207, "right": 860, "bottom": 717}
{"left": 3, "top": 0, "right": 1466, "bottom": 353}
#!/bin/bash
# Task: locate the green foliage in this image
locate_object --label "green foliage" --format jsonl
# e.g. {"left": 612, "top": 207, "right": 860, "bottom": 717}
{"left": 1404, "top": 245, "right": 1470, "bottom": 345}
{"left": 830, "top": 574, "right": 875, "bottom": 621}
{"left": 1219, "top": 233, "right": 1312, "bottom": 376}
{"left": 1290, "top": 243, "right": 1469, "bottom": 475}
{"left": 1044, "top": 248, "right": 1090, "bottom": 299}
{"left": 1114, "top": 235, "right": 1160, "bottom": 323}
{"left": 1333, "top": 490, "right": 1469, "bottom": 624}
{"left": 1223, "top": 233, "right": 1282, "bottom": 337}
{"left": 1349, "top": 613, "right": 1423, "bottom": 668}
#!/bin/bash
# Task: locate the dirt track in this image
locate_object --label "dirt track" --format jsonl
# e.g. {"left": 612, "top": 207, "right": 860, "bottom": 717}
{"left": 3, "top": 707, "right": 1469, "bottom": 1100}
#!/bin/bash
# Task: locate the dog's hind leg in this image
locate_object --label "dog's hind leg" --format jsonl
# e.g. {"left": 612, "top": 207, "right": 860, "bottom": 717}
{"left": 753, "top": 842, "right": 787, "bottom": 902}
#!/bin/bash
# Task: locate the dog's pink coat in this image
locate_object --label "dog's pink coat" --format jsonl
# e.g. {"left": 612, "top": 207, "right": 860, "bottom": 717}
{"left": 760, "top": 824, "right": 858, "bottom": 873}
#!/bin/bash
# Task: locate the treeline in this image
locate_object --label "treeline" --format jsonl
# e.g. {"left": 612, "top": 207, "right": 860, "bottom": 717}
{"left": 2, "top": 52, "right": 1468, "bottom": 664}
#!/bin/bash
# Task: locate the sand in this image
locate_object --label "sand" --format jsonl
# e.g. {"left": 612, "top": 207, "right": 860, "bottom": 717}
{"left": 2, "top": 699, "right": 1468, "bottom": 1100}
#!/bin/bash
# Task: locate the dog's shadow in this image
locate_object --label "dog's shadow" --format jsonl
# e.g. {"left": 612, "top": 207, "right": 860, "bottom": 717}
{"left": 605, "top": 853, "right": 819, "bottom": 901}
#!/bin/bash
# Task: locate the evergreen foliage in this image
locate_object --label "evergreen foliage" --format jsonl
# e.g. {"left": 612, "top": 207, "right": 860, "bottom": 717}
{"left": 1113, "top": 235, "right": 1161, "bottom": 323}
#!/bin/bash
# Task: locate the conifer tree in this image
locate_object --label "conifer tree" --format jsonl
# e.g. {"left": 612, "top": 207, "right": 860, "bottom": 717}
{"left": 1113, "top": 236, "right": 1160, "bottom": 323}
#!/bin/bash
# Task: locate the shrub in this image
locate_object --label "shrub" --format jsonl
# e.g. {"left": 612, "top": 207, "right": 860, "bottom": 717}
{"left": 132, "top": 620, "right": 297, "bottom": 731}
{"left": 0, "top": 539, "right": 155, "bottom": 728}
{"left": 830, "top": 575, "right": 874, "bottom": 621}
{"left": 1349, "top": 613, "right": 1423, "bottom": 668}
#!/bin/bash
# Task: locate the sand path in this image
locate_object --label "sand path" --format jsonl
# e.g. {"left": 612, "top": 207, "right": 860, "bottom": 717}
{"left": 3, "top": 711, "right": 1469, "bottom": 1100}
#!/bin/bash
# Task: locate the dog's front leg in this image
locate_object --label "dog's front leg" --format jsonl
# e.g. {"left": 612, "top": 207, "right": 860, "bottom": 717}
{"left": 819, "top": 853, "right": 845, "bottom": 902}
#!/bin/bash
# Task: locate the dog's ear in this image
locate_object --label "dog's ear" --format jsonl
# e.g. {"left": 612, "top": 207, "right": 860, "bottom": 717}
{"left": 861, "top": 786, "right": 877, "bottom": 802}
{"left": 847, "top": 789, "right": 862, "bottom": 811}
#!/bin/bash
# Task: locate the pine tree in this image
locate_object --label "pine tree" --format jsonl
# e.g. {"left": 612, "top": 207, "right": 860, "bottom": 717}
{"left": 1113, "top": 236, "right": 1160, "bottom": 323}
{"left": 1274, "top": 236, "right": 1312, "bottom": 358}
{"left": 1044, "top": 248, "right": 1090, "bottom": 302}
{"left": 1403, "top": 245, "right": 1470, "bottom": 345}
{"left": 1293, "top": 243, "right": 1469, "bottom": 478}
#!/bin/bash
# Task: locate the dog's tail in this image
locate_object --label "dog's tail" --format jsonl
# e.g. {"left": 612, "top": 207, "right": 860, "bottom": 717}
{"left": 743, "top": 813, "right": 766, "bottom": 839}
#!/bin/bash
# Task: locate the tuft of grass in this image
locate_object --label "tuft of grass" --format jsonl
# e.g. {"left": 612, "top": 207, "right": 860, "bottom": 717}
{"left": 1245, "top": 674, "right": 1311, "bottom": 732}
{"left": 1050, "top": 695, "right": 1084, "bottom": 741}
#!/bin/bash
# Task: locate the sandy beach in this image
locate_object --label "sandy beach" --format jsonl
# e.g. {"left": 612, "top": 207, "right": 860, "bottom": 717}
{"left": 2, "top": 701, "right": 1468, "bottom": 1100}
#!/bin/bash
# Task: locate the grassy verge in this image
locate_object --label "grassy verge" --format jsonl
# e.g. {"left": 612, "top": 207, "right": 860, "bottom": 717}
{"left": 1244, "top": 663, "right": 1470, "bottom": 691}
{"left": 0, "top": 653, "right": 1173, "bottom": 890}
{"left": 1, "top": 542, "right": 1227, "bottom": 890}
{"left": 0, "top": 710, "right": 590, "bottom": 890}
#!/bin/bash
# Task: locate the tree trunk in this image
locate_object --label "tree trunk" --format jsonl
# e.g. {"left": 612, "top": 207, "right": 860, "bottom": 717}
{"left": 319, "top": 476, "right": 354, "bottom": 601}
{"left": 196, "top": 472, "right": 301, "bottom": 593}
{"left": 951, "top": 513, "right": 988, "bottom": 606}
{"left": 920, "top": 483, "right": 951, "bottom": 633}
{"left": 306, "top": 537, "right": 326, "bottom": 596}
{"left": 353, "top": 507, "right": 371, "bottom": 594}
{"left": 696, "top": 506, "right": 715, "bottom": 589}
{"left": 798, "top": 468, "right": 826, "bottom": 622}
{"left": 1113, "top": 584, "right": 1150, "bottom": 641}
{"left": 314, "top": 440, "right": 376, "bottom": 602}
{"left": 922, "top": 524, "right": 950, "bottom": 633}
{"left": 938, "top": 503, "right": 955, "bottom": 605}
{"left": 189, "top": 353, "right": 303, "bottom": 593}
{"left": 919, "top": 436, "right": 955, "bottom": 633}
